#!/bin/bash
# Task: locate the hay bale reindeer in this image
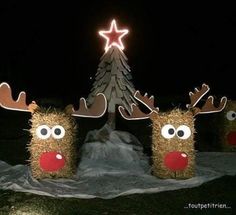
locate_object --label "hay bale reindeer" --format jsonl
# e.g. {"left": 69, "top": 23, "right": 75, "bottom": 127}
{"left": 220, "top": 100, "right": 236, "bottom": 151}
{"left": 0, "top": 82, "right": 107, "bottom": 179}
{"left": 119, "top": 84, "right": 227, "bottom": 179}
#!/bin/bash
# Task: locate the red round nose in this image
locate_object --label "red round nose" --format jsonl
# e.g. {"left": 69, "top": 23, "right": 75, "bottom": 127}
{"left": 227, "top": 131, "right": 236, "bottom": 146}
{"left": 39, "top": 152, "right": 65, "bottom": 172}
{"left": 164, "top": 151, "right": 188, "bottom": 171}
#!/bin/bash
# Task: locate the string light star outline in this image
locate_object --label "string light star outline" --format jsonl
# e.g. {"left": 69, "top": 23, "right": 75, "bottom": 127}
{"left": 99, "top": 19, "right": 129, "bottom": 52}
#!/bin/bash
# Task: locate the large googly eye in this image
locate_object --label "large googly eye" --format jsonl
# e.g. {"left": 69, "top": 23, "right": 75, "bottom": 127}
{"left": 176, "top": 125, "right": 191, "bottom": 140}
{"left": 226, "top": 111, "right": 236, "bottom": 121}
{"left": 36, "top": 125, "right": 51, "bottom": 139}
{"left": 161, "top": 124, "right": 176, "bottom": 139}
{"left": 51, "top": 125, "right": 65, "bottom": 139}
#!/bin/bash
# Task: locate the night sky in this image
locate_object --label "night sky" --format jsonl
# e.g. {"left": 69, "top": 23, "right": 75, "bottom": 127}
{"left": 0, "top": 2, "right": 235, "bottom": 105}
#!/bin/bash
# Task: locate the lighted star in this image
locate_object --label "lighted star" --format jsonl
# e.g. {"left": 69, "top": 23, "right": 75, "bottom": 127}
{"left": 99, "top": 19, "right": 129, "bottom": 52}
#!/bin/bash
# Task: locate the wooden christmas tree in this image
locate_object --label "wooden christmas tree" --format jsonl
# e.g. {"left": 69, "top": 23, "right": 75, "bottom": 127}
{"left": 87, "top": 20, "right": 136, "bottom": 129}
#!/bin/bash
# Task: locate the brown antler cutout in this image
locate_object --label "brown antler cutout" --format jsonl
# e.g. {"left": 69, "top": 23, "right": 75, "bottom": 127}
{"left": 186, "top": 83, "right": 210, "bottom": 109}
{"left": 186, "top": 83, "right": 227, "bottom": 116}
{"left": 192, "top": 96, "right": 227, "bottom": 116}
{"left": 134, "top": 91, "right": 158, "bottom": 112}
{"left": 72, "top": 93, "right": 107, "bottom": 118}
{"left": 118, "top": 90, "right": 159, "bottom": 120}
{"left": 0, "top": 82, "right": 38, "bottom": 113}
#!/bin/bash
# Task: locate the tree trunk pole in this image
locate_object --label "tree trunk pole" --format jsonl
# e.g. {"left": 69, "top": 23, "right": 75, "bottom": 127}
{"left": 107, "top": 112, "right": 116, "bottom": 130}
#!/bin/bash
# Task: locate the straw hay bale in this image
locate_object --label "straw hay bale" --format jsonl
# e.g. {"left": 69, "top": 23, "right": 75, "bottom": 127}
{"left": 151, "top": 109, "right": 195, "bottom": 179}
{"left": 28, "top": 108, "right": 77, "bottom": 179}
{"left": 219, "top": 100, "right": 236, "bottom": 152}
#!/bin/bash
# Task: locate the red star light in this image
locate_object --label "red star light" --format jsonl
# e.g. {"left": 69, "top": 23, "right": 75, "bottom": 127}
{"left": 99, "top": 19, "right": 129, "bottom": 52}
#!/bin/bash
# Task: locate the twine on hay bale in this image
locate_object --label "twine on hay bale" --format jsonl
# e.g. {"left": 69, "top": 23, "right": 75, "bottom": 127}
{"left": 28, "top": 108, "right": 77, "bottom": 179}
{"left": 151, "top": 109, "right": 196, "bottom": 179}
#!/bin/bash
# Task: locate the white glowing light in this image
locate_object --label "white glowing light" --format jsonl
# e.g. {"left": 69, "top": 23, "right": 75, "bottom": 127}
{"left": 99, "top": 19, "right": 129, "bottom": 52}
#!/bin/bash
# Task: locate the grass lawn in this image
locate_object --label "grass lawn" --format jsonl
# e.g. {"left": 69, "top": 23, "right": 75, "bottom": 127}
{"left": 0, "top": 175, "right": 235, "bottom": 214}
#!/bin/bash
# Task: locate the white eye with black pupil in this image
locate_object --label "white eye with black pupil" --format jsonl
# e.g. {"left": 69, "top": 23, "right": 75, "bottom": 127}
{"left": 36, "top": 125, "right": 51, "bottom": 139}
{"left": 161, "top": 124, "right": 175, "bottom": 139}
{"left": 51, "top": 125, "right": 65, "bottom": 139}
{"left": 226, "top": 110, "right": 236, "bottom": 121}
{"left": 176, "top": 125, "right": 191, "bottom": 139}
